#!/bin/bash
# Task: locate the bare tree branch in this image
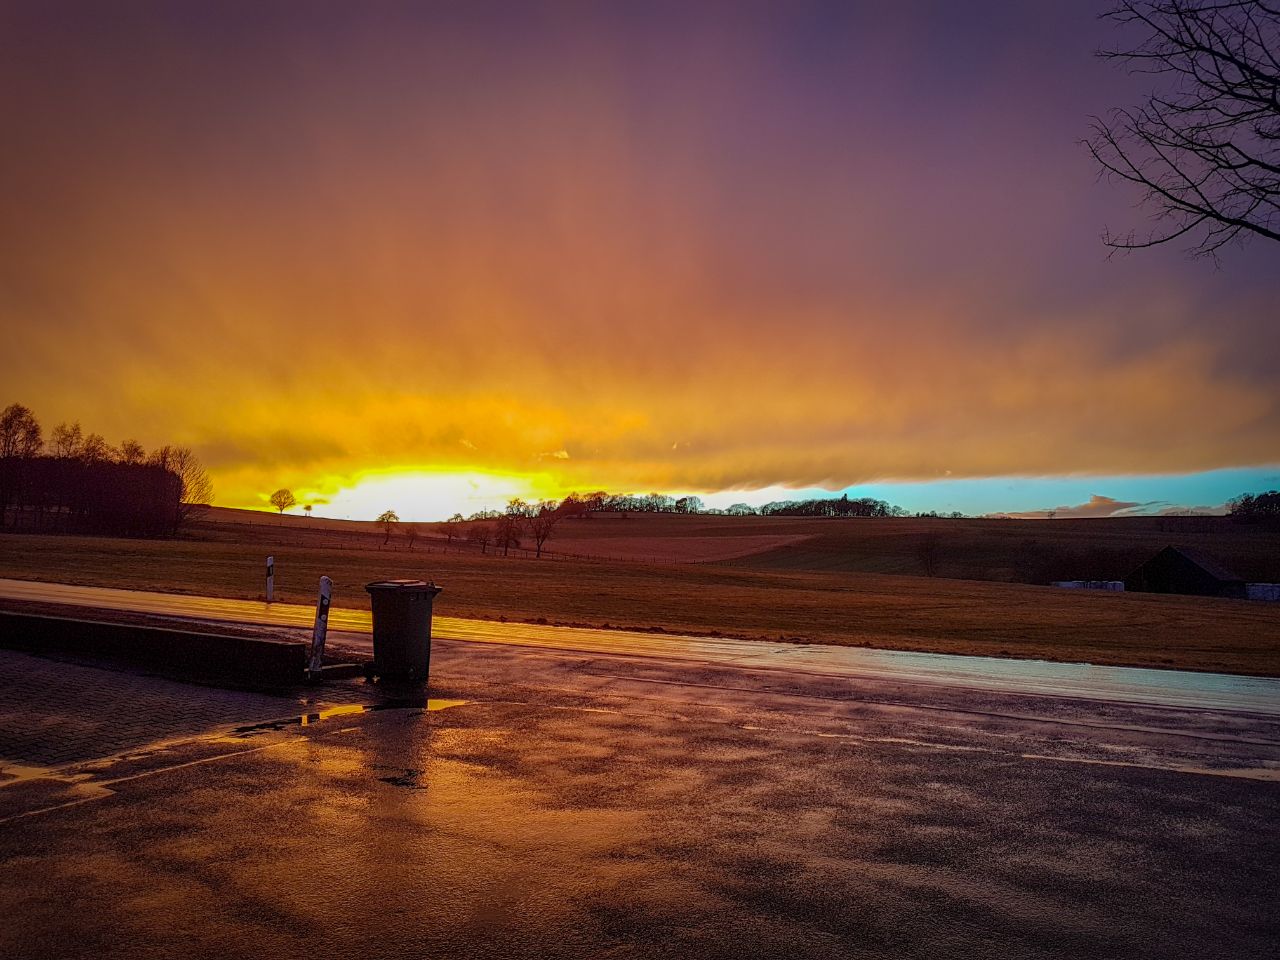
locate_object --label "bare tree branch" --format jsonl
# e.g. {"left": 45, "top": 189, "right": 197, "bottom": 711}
{"left": 1086, "top": 0, "right": 1280, "bottom": 257}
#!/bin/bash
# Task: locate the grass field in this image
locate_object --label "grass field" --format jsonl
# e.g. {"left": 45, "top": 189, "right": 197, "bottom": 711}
{"left": 730, "top": 515, "right": 1280, "bottom": 582}
{"left": 205, "top": 506, "right": 1280, "bottom": 583}
{"left": 4, "top": 526, "right": 1280, "bottom": 676}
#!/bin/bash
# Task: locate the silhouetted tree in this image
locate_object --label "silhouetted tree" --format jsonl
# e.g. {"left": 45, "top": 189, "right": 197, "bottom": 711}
{"left": 377, "top": 509, "right": 399, "bottom": 544}
{"left": 117, "top": 439, "right": 146, "bottom": 465}
{"left": 0, "top": 404, "right": 42, "bottom": 459}
{"left": 304, "top": 504, "right": 312, "bottom": 518}
{"left": 0, "top": 403, "right": 42, "bottom": 527}
{"left": 505, "top": 497, "right": 533, "bottom": 518}
{"left": 757, "top": 494, "right": 899, "bottom": 518}
{"left": 49, "top": 422, "right": 83, "bottom": 459}
{"left": 558, "top": 493, "right": 589, "bottom": 519}
{"left": 149, "top": 445, "right": 213, "bottom": 531}
{"left": 445, "top": 512, "right": 464, "bottom": 548}
{"left": 403, "top": 523, "right": 419, "bottom": 551}
{"left": 527, "top": 501, "right": 564, "bottom": 558}
{"left": 1086, "top": 1, "right": 1280, "bottom": 257}
{"left": 470, "top": 523, "right": 494, "bottom": 555}
{"left": 496, "top": 505, "right": 524, "bottom": 556}
{"left": 79, "top": 433, "right": 113, "bottom": 463}
{"left": 269, "top": 488, "right": 297, "bottom": 514}
{"left": 1228, "top": 489, "right": 1280, "bottom": 524}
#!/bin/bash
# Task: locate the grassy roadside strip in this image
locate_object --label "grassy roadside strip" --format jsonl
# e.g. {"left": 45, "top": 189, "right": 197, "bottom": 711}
{"left": 3, "top": 532, "right": 1279, "bottom": 676}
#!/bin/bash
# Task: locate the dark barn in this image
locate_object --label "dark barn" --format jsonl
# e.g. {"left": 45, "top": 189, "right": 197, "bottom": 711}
{"left": 1124, "top": 546, "right": 1247, "bottom": 600}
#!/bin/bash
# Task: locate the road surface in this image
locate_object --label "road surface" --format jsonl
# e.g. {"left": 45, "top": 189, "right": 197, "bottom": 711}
{"left": 1, "top": 577, "right": 1278, "bottom": 715}
{"left": 3, "top": 578, "right": 1280, "bottom": 958}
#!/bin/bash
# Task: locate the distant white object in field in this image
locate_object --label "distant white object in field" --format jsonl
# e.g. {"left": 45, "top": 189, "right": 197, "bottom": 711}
{"left": 1246, "top": 583, "right": 1280, "bottom": 602}
{"left": 1051, "top": 581, "right": 1125, "bottom": 591}
{"left": 266, "top": 555, "right": 274, "bottom": 603}
{"left": 309, "top": 575, "right": 332, "bottom": 677}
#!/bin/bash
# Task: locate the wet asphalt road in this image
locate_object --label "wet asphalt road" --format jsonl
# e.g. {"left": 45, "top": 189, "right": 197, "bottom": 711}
{"left": 2, "top": 628, "right": 1279, "bottom": 960}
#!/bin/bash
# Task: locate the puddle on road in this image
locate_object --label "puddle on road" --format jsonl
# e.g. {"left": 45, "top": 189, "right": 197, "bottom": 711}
{"left": 300, "top": 704, "right": 367, "bottom": 726}
{"left": 0, "top": 761, "right": 110, "bottom": 795}
{"left": 233, "top": 699, "right": 470, "bottom": 736}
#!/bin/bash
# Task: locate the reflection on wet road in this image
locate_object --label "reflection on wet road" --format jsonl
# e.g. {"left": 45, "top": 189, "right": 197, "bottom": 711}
{"left": 3, "top": 577, "right": 1278, "bottom": 714}
{"left": 2, "top": 647, "right": 1278, "bottom": 960}
{"left": 3, "top": 574, "right": 1280, "bottom": 959}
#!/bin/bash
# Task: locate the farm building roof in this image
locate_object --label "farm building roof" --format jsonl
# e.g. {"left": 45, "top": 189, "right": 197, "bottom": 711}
{"left": 1134, "top": 546, "right": 1243, "bottom": 583}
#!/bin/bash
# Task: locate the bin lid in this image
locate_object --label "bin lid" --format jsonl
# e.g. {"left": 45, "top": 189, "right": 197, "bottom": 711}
{"left": 365, "top": 578, "right": 441, "bottom": 593}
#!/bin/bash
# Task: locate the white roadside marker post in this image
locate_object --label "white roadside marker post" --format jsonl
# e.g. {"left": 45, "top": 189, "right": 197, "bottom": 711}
{"left": 265, "top": 555, "right": 275, "bottom": 603}
{"left": 308, "top": 575, "right": 332, "bottom": 679}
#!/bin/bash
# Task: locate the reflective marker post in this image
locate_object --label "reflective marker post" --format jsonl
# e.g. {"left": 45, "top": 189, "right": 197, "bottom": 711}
{"left": 308, "top": 575, "right": 332, "bottom": 679}
{"left": 265, "top": 556, "right": 275, "bottom": 603}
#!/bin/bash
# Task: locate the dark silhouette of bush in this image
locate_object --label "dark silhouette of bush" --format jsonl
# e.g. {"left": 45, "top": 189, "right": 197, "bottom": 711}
{"left": 0, "top": 456, "right": 179, "bottom": 536}
{"left": 1, "top": 402, "right": 208, "bottom": 537}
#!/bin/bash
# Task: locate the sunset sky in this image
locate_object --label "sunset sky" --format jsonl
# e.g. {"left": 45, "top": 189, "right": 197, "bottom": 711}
{"left": 2, "top": 1, "right": 1276, "bottom": 520}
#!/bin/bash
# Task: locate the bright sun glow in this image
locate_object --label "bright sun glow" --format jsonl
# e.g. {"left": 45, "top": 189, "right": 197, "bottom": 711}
{"left": 303, "top": 470, "right": 545, "bottom": 522}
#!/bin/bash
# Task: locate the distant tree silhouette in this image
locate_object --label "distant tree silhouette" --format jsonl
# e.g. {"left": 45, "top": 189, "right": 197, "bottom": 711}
{"left": 527, "top": 490, "right": 909, "bottom": 520}
{"left": 582, "top": 491, "right": 609, "bottom": 514}
{"left": 403, "top": 522, "right": 419, "bottom": 551}
{"left": 495, "top": 518, "right": 521, "bottom": 556}
{"left": 496, "top": 504, "right": 525, "bottom": 556}
{"left": 1, "top": 404, "right": 43, "bottom": 459}
{"left": 79, "top": 433, "right": 113, "bottom": 463}
{"left": 377, "top": 509, "right": 399, "bottom": 544}
{"left": 269, "top": 488, "right": 297, "bottom": 514}
{"left": 304, "top": 504, "right": 312, "bottom": 518}
{"left": 117, "top": 439, "right": 146, "bottom": 465}
{"left": 489, "top": 498, "right": 536, "bottom": 556}
{"left": 48, "top": 423, "right": 112, "bottom": 464}
{"left": 0, "top": 403, "right": 42, "bottom": 526}
{"left": 757, "top": 494, "right": 900, "bottom": 518}
{"left": 148, "top": 445, "right": 213, "bottom": 532}
{"left": 49, "top": 422, "right": 84, "bottom": 459}
{"left": 469, "top": 523, "right": 494, "bottom": 555}
{"left": 1228, "top": 489, "right": 1280, "bottom": 524}
{"left": 505, "top": 497, "right": 533, "bottom": 518}
{"left": 527, "top": 501, "right": 564, "bottom": 558}
{"left": 445, "top": 512, "right": 465, "bottom": 548}
{"left": 1086, "top": 1, "right": 1280, "bottom": 257}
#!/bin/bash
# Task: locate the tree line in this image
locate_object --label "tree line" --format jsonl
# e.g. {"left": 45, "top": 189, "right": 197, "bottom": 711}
{"left": 453, "top": 490, "right": 932, "bottom": 523}
{"left": 1228, "top": 490, "right": 1280, "bottom": 526}
{"left": 364, "top": 491, "right": 947, "bottom": 561}
{"left": 0, "top": 402, "right": 213, "bottom": 537}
